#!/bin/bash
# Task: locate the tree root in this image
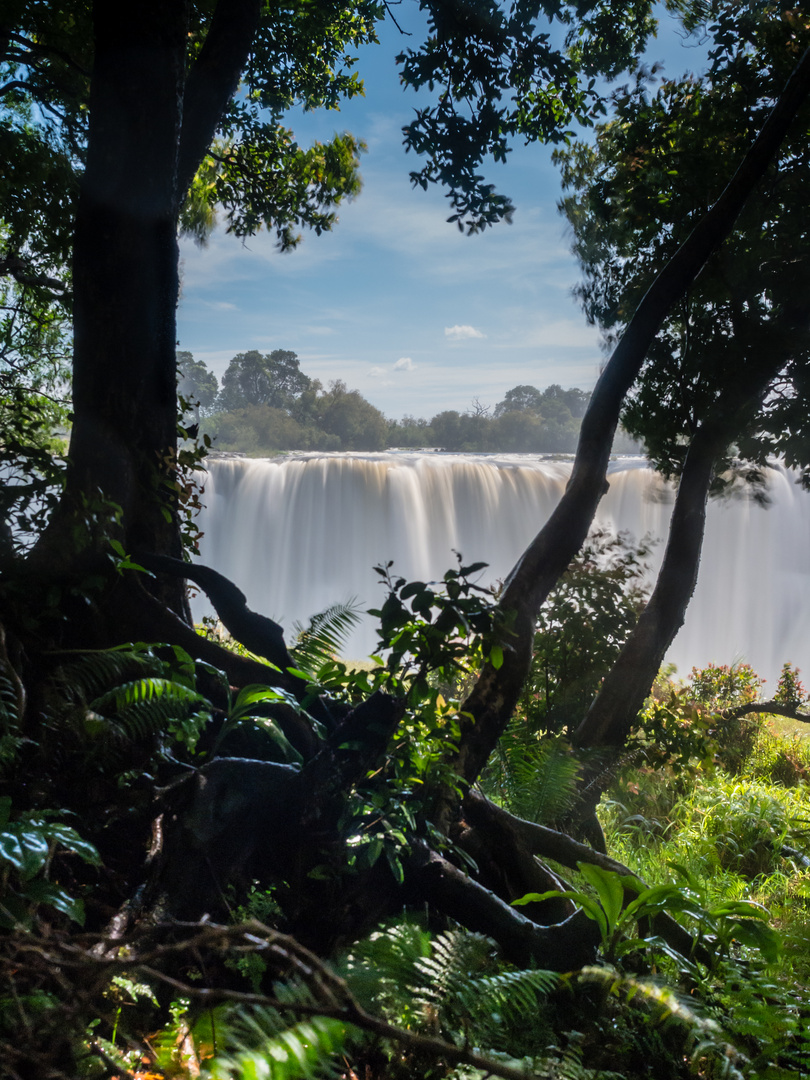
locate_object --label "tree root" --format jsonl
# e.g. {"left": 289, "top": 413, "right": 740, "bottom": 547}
{"left": 463, "top": 791, "right": 709, "bottom": 964}
{"left": 405, "top": 841, "right": 601, "bottom": 970}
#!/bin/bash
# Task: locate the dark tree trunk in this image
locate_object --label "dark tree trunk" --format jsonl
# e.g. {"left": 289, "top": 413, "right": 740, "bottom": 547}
{"left": 68, "top": 0, "right": 188, "bottom": 568}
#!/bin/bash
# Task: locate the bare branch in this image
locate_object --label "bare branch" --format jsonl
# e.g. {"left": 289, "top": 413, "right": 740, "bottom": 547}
{"left": 405, "top": 841, "right": 600, "bottom": 970}
{"left": 5, "top": 31, "right": 90, "bottom": 76}
{"left": 0, "top": 254, "right": 69, "bottom": 296}
{"left": 721, "top": 700, "right": 810, "bottom": 725}
{"left": 2, "top": 921, "right": 551, "bottom": 1080}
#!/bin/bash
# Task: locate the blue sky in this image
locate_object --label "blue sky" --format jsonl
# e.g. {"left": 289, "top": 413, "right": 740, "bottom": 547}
{"left": 176, "top": 4, "right": 708, "bottom": 419}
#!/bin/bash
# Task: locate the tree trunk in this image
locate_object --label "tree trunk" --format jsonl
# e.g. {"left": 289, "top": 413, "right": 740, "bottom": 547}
{"left": 68, "top": 0, "right": 188, "bottom": 578}
{"left": 443, "top": 45, "right": 810, "bottom": 823}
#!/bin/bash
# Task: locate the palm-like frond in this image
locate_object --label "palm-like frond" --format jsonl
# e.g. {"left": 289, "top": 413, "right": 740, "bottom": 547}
{"left": 50, "top": 645, "right": 166, "bottom": 705}
{"left": 87, "top": 678, "right": 210, "bottom": 749}
{"left": 291, "top": 600, "right": 362, "bottom": 675}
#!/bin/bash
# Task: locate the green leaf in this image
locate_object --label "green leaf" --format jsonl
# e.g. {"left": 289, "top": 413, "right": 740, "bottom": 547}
{"left": 513, "top": 888, "right": 608, "bottom": 940}
{"left": 489, "top": 644, "right": 504, "bottom": 669}
{"left": 42, "top": 824, "right": 101, "bottom": 866}
{"left": 623, "top": 883, "right": 705, "bottom": 924}
{"left": 577, "top": 862, "right": 624, "bottom": 932}
{"left": 285, "top": 667, "right": 313, "bottom": 681}
{"left": 231, "top": 683, "right": 295, "bottom": 720}
{"left": 726, "top": 918, "right": 782, "bottom": 963}
{"left": 23, "top": 880, "right": 86, "bottom": 925}
{"left": 0, "top": 827, "right": 49, "bottom": 879}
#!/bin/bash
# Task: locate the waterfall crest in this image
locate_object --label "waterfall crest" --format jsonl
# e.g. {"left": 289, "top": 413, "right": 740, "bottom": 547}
{"left": 195, "top": 452, "right": 810, "bottom": 689}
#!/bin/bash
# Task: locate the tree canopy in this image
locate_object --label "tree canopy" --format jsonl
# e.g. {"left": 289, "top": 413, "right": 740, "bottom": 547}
{"left": 217, "top": 349, "right": 312, "bottom": 412}
{"left": 556, "top": 2, "right": 810, "bottom": 488}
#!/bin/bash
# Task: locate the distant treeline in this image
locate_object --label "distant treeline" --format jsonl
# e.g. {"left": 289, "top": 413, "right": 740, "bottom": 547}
{"left": 178, "top": 349, "right": 640, "bottom": 454}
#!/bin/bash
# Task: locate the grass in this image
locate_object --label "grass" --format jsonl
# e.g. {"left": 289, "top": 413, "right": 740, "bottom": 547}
{"left": 601, "top": 717, "right": 810, "bottom": 982}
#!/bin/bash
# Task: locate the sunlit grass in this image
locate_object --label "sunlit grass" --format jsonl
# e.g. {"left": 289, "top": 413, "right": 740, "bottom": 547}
{"left": 601, "top": 720, "right": 810, "bottom": 987}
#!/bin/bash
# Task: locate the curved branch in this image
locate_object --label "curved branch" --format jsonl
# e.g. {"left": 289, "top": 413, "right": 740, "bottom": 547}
{"left": 449, "top": 47, "right": 810, "bottom": 797}
{"left": 721, "top": 700, "right": 810, "bottom": 725}
{"left": 116, "top": 576, "right": 323, "bottom": 757}
{"left": 21, "top": 920, "right": 553, "bottom": 1080}
{"left": 573, "top": 424, "right": 720, "bottom": 751}
{"left": 405, "top": 842, "right": 601, "bottom": 971}
{"left": 134, "top": 552, "right": 294, "bottom": 671}
{"left": 177, "top": 0, "right": 262, "bottom": 200}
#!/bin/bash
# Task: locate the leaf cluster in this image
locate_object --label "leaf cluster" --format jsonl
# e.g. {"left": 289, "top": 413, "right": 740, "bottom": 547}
{"left": 398, "top": 0, "right": 658, "bottom": 231}
{"left": 368, "top": 552, "right": 500, "bottom": 702}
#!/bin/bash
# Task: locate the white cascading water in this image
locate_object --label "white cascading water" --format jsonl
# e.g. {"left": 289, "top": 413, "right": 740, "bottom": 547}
{"left": 194, "top": 453, "right": 810, "bottom": 690}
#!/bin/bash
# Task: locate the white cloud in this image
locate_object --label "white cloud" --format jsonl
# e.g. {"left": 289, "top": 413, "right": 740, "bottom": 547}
{"left": 393, "top": 357, "right": 415, "bottom": 371}
{"left": 445, "top": 325, "right": 486, "bottom": 341}
{"left": 368, "top": 365, "right": 385, "bottom": 377}
{"left": 207, "top": 300, "right": 238, "bottom": 311}
{"left": 302, "top": 325, "right": 335, "bottom": 336}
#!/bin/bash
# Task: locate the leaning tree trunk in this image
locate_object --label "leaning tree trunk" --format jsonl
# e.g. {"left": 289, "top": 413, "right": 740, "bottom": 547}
{"left": 436, "top": 45, "right": 810, "bottom": 833}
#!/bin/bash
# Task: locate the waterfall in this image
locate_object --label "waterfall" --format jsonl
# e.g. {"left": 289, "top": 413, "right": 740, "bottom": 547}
{"left": 194, "top": 452, "right": 810, "bottom": 690}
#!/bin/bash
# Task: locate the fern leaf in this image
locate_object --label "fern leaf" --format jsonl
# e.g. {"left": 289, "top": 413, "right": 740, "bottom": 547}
{"left": 91, "top": 677, "right": 208, "bottom": 715}
{"left": 291, "top": 600, "right": 362, "bottom": 675}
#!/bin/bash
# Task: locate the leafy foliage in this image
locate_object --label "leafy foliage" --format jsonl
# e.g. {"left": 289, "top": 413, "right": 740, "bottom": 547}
{"left": 367, "top": 553, "right": 499, "bottom": 703}
{"left": 484, "top": 732, "right": 583, "bottom": 825}
{"left": 290, "top": 599, "right": 363, "bottom": 677}
{"left": 398, "top": 0, "right": 658, "bottom": 231}
{"left": 0, "top": 796, "right": 100, "bottom": 929}
{"left": 45, "top": 643, "right": 212, "bottom": 764}
{"left": 555, "top": 1, "right": 810, "bottom": 486}
{"left": 524, "top": 529, "right": 652, "bottom": 736}
{"left": 345, "top": 921, "right": 562, "bottom": 1062}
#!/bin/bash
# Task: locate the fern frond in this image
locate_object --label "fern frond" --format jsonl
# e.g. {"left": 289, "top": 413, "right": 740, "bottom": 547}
{"left": 51, "top": 646, "right": 165, "bottom": 704}
{"left": 343, "top": 920, "right": 433, "bottom": 1023}
{"left": 291, "top": 600, "right": 362, "bottom": 675}
{"left": 91, "top": 677, "right": 208, "bottom": 715}
{"left": 415, "top": 928, "right": 494, "bottom": 1003}
{"left": 486, "top": 730, "right": 581, "bottom": 825}
{"left": 578, "top": 966, "right": 746, "bottom": 1080}
{"left": 205, "top": 997, "right": 347, "bottom": 1080}
{"left": 0, "top": 667, "right": 23, "bottom": 770}
{"left": 345, "top": 923, "right": 561, "bottom": 1060}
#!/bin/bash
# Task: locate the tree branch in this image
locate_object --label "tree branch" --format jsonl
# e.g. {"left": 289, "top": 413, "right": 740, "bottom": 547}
{"left": 721, "top": 700, "right": 810, "bottom": 725}
{"left": 116, "top": 575, "right": 323, "bottom": 757}
{"left": 0, "top": 253, "right": 69, "bottom": 296}
{"left": 462, "top": 792, "right": 707, "bottom": 965}
{"left": 32, "top": 919, "right": 553, "bottom": 1080}
{"left": 134, "top": 552, "right": 294, "bottom": 671}
{"left": 5, "top": 31, "right": 90, "bottom": 76}
{"left": 405, "top": 842, "right": 601, "bottom": 970}
{"left": 572, "top": 424, "right": 720, "bottom": 751}
{"left": 177, "top": 0, "right": 262, "bottom": 201}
